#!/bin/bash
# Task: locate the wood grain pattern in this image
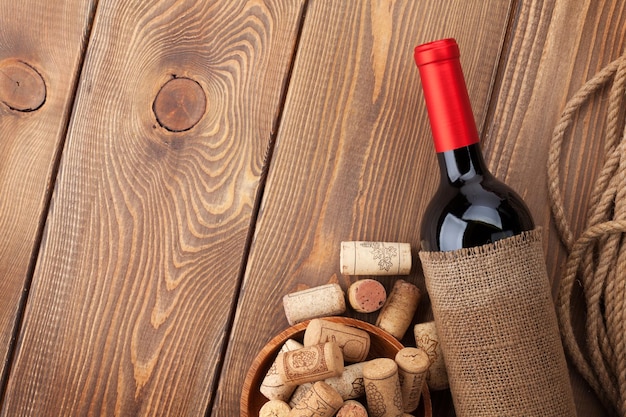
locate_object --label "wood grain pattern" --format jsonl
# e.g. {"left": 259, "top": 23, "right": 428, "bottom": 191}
{"left": 0, "top": 0, "right": 94, "bottom": 387}
{"left": 482, "top": 0, "right": 625, "bottom": 415}
{"left": 1, "top": 0, "right": 304, "bottom": 415}
{"left": 215, "top": 0, "right": 513, "bottom": 415}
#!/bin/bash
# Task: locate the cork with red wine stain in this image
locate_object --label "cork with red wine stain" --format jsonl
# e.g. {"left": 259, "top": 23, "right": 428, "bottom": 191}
{"left": 348, "top": 279, "right": 387, "bottom": 313}
{"left": 336, "top": 400, "right": 368, "bottom": 416}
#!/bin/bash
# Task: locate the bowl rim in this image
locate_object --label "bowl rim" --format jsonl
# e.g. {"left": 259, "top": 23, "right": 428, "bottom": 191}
{"left": 240, "top": 316, "right": 432, "bottom": 417}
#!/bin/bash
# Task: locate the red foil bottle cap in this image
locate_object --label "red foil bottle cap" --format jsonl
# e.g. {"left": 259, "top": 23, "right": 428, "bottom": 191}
{"left": 414, "top": 38, "right": 479, "bottom": 153}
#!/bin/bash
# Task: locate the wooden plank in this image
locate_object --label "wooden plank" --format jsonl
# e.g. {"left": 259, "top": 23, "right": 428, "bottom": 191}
{"left": 482, "top": 0, "right": 625, "bottom": 415}
{"left": 0, "top": 0, "right": 94, "bottom": 385}
{"left": 1, "top": 0, "right": 305, "bottom": 415}
{"left": 217, "top": 0, "right": 513, "bottom": 415}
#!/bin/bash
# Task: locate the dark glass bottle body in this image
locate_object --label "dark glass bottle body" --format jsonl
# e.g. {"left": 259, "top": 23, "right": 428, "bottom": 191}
{"left": 420, "top": 143, "right": 534, "bottom": 251}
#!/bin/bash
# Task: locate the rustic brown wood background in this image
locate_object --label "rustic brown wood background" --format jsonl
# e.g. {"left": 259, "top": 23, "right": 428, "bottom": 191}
{"left": 0, "top": 0, "right": 622, "bottom": 415}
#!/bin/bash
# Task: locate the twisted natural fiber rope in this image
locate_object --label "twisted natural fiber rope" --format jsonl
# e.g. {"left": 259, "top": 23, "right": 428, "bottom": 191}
{"left": 548, "top": 53, "right": 626, "bottom": 417}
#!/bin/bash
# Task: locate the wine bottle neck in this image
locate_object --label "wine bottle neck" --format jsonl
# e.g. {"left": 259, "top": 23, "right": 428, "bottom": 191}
{"left": 437, "top": 143, "right": 489, "bottom": 185}
{"left": 414, "top": 38, "right": 480, "bottom": 153}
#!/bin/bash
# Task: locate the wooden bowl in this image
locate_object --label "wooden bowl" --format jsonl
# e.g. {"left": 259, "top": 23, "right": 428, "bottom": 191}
{"left": 241, "top": 316, "right": 432, "bottom": 417}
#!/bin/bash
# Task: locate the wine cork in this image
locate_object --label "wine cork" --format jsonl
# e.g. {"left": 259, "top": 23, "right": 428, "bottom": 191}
{"left": 283, "top": 284, "right": 346, "bottom": 325}
{"left": 288, "top": 362, "right": 366, "bottom": 407}
{"left": 341, "top": 241, "right": 411, "bottom": 275}
{"left": 363, "top": 358, "right": 404, "bottom": 417}
{"left": 336, "top": 400, "right": 368, "bottom": 417}
{"left": 323, "top": 362, "right": 366, "bottom": 399}
{"left": 413, "top": 321, "right": 449, "bottom": 390}
{"left": 348, "top": 279, "right": 387, "bottom": 313}
{"left": 304, "top": 318, "right": 370, "bottom": 362}
{"left": 287, "top": 381, "right": 343, "bottom": 417}
{"left": 277, "top": 342, "right": 344, "bottom": 385}
{"left": 259, "top": 399, "right": 291, "bottom": 417}
{"left": 375, "top": 279, "right": 421, "bottom": 339}
{"left": 395, "top": 347, "right": 430, "bottom": 412}
{"left": 288, "top": 383, "right": 313, "bottom": 408}
{"left": 260, "top": 339, "right": 304, "bottom": 401}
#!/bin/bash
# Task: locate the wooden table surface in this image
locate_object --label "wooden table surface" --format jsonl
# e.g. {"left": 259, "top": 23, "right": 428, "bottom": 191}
{"left": 0, "top": 0, "right": 623, "bottom": 415}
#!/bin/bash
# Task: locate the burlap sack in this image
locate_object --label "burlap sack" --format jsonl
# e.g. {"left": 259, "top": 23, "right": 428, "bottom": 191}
{"left": 419, "top": 229, "right": 577, "bottom": 416}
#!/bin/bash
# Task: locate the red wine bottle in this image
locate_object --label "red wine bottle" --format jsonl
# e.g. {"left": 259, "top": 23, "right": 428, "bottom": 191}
{"left": 414, "top": 38, "right": 534, "bottom": 251}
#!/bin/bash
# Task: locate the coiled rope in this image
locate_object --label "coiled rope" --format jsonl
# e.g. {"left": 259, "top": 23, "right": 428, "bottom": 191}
{"left": 549, "top": 53, "right": 626, "bottom": 417}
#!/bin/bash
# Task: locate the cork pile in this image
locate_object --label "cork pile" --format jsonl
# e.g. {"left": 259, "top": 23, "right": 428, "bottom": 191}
{"left": 255, "top": 241, "right": 449, "bottom": 417}
{"left": 259, "top": 318, "right": 428, "bottom": 417}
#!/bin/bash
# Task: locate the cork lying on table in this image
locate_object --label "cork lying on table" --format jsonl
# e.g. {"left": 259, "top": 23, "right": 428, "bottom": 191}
{"left": 376, "top": 279, "right": 421, "bottom": 340}
{"left": 340, "top": 241, "right": 412, "bottom": 276}
{"left": 282, "top": 284, "right": 346, "bottom": 325}
{"left": 347, "top": 279, "right": 387, "bottom": 313}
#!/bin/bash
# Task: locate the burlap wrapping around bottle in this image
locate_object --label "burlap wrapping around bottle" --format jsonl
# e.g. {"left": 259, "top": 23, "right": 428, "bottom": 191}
{"left": 419, "top": 228, "right": 577, "bottom": 417}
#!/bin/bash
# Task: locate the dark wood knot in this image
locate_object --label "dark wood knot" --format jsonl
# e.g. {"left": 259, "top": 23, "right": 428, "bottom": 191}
{"left": 153, "top": 77, "right": 206, "bottom": 132}
{"left": 0, "top": 59, "right": 46, "bottom": 112}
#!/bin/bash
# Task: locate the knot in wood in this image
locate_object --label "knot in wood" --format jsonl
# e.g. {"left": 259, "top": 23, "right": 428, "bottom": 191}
{"left": 153, "top": 77, "right": 206, "bottom": 132}
{"left": 0, "top": 59, "right": 46, "bottom": 112}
